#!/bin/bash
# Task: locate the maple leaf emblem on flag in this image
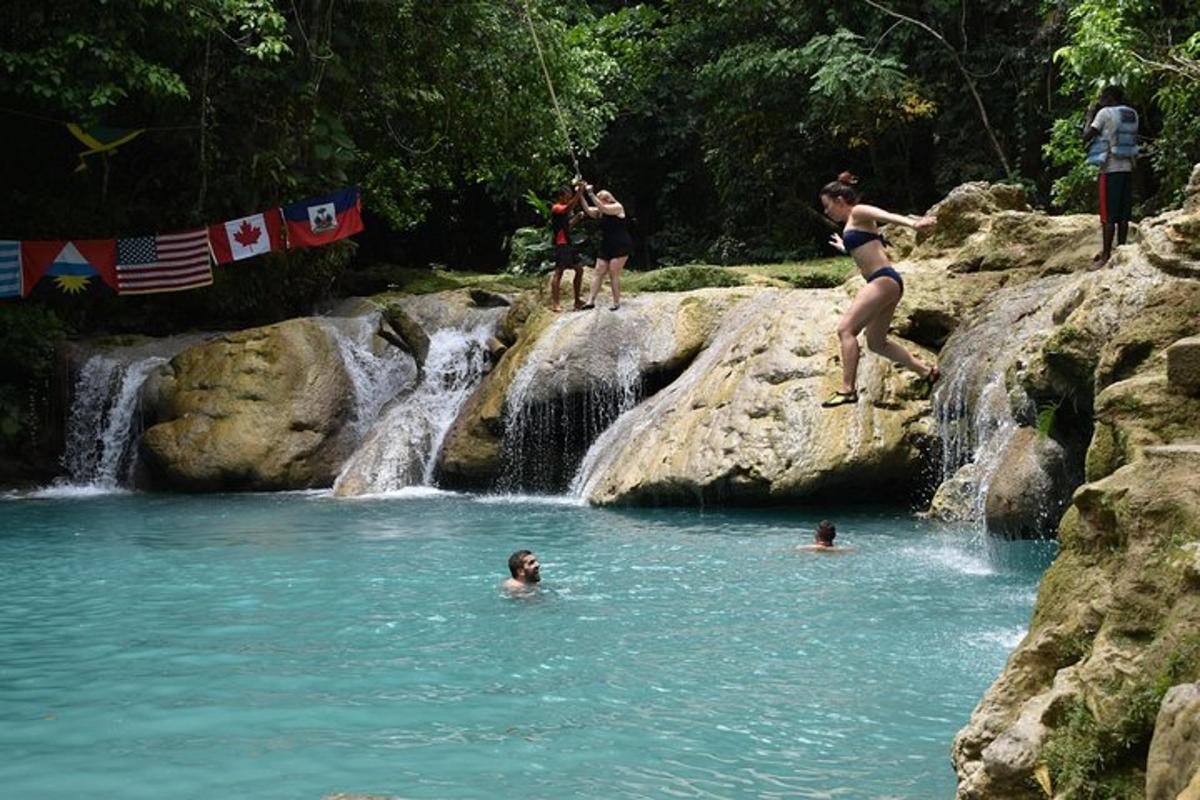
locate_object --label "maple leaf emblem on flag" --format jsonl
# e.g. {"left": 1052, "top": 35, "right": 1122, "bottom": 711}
{"left": 233, "top": 220, "right": 263, "bottom": 248}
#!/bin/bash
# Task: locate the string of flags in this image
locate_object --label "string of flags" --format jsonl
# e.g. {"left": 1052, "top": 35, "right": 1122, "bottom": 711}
{"left": 0, "top": 187, "right": 364, "bottom": 299}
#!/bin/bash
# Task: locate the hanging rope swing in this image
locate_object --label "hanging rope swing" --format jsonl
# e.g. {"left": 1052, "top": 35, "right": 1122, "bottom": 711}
{"left": 521, "top": 0, "right": 583, "bottom": 179}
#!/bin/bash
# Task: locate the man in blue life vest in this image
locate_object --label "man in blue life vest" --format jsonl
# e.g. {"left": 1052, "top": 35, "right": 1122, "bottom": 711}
{"left": 1083, "top": 85, "right": 1139, "bottom": 268}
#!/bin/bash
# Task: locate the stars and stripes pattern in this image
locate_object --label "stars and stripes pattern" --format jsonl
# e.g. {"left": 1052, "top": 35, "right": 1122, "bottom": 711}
{"left": 0, "top": 241, "right": 20, "bottom": 298}
{"left": 115, "top": 230, "right": 212, "bottom": 294}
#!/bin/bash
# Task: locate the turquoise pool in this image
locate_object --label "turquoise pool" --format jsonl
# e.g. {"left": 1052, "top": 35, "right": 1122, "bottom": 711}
{"left": 0, "top": 490, "right": 1053, "bottom": 798}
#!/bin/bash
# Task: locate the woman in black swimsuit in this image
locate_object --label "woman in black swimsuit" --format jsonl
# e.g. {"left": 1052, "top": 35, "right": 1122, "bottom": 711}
{"left": 818, "top": 172, "right": 939, "bottom": 408}
{"left": 578, "top": 183, "right": 633, "bottom": 311}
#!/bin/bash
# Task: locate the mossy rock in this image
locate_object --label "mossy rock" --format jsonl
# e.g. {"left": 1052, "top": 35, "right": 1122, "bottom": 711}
{"left": 624, "top": 265, "right": 746, "bottom": 292}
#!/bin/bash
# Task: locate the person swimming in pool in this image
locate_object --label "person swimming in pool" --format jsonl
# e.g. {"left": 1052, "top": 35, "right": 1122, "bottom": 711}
{"left": 819, "top": 172, "right": 940, "bottom": 408}
{"left": 502, "top": 549, "right": 542, "bottom": 592}
{"left": 796, "top": 520, "right": 853, "bottom": 552}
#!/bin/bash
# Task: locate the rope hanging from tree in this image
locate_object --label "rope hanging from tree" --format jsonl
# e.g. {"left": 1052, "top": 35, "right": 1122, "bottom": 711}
{"left": 521, "top": 0, "right": 582, "bottom": 179}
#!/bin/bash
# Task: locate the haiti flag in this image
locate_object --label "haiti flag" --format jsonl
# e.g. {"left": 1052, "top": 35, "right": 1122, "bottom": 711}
{"left": 282, "top": 187, "right": 364, "bottom": 249}
{"left": 21, "top": 239, "right": 118, "bottom": 296}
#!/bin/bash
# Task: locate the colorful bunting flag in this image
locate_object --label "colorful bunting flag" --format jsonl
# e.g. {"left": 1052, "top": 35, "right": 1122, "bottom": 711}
{"left": 208, "top": 211, "right": 284, "bottom": 265}
{"left": 21, "top": 240, "right": 118, "bottom": 295}
{"left": 0, "top": 241, "right": 21, "bottom": 298}
{"left": 282, "top": 187, "right": 364, "bottom": 249}
{"left": 66, "top": 124, "right": 145, "bottom": 172}
{"left": 116, "top": 230, "right": 212, "bottom": 294}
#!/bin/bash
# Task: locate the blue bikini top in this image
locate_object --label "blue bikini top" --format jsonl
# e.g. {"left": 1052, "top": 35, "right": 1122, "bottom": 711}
{"left": 842, "top": 228, "right": 888, "bottom": 252}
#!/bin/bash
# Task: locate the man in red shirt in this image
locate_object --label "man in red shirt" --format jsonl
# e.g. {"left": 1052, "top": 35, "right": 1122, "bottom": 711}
{"left": 550, "top": 185, "right": 586, "bottom": 311}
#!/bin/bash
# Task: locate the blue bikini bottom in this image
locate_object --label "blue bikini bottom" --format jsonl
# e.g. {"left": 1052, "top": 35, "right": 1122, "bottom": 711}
{"left": 866, "top": 266, "right": 904, "bottom": 295}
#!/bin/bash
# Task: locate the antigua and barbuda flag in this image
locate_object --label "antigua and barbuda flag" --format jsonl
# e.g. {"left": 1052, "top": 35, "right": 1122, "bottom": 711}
{"left": 282, "top": 187, "right": 364, "bottom": 249}
{"left": 0, "top": 241, "right": 21, "bottom": 298}
{"left": 208, "top": 210, "right": 284, "bottom": 265}
{"left": 21, "top": 239, "right": 118, "bottom": 296}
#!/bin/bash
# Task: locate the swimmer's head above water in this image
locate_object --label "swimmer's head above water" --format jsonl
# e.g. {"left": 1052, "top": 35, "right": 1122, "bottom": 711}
{"left": 814, "top": 520, "right": 837, "bottom": 548}
{"left": 506, "top": 549, "right": 541, "bottom": 587}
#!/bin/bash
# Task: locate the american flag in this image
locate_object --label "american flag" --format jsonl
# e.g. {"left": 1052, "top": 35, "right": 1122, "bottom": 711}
{"left": 116, "top": 229, "right": 212, "bottom": 294}
{"left": 0, "top": 240, "right": 20, "bottom": 298}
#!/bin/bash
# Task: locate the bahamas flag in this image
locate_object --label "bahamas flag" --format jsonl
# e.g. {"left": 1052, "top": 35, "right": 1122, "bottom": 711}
{"left": 0, "top": 241, "right": 21, "bottom": 298}
{"left": 282, "top": 187, "right": 364, "bottom": 249}
{"left": 67, "top": 124, "right": 145, "bottom": 172}
{"left": 22, "top": 240, "right": 118, "bottom": 296}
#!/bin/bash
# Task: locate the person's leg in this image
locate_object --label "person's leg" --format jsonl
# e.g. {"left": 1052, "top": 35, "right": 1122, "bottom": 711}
{"left": 833, "top": 280, "right": 898, "bottom": 394}
{"left": 585, "top": 258, "right": 610, "bottom": 307}
{"left": 608, "top": 255, "right": 628, "bottom": 309}
{"left": 1096, "top": 173, "right": 1114, "bottom": 265}
{"left": 550, "top": 268, "right": 564, "bottom": 311}
{"left": 1115, "top": 171, "right": 1133, "bottom": 246}
{"left": 572, "top": 265, "right": 584, "bottom": 308}
{"left": 863, "top": 288, "right": 932, "bottom": 376}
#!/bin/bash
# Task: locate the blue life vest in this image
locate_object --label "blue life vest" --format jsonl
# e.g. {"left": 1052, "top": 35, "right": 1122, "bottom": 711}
{"left": 1087, "top": 105, "right": 1139, "bottom": 167}
{"left": 1111, "top": 105, "right": 1139, "bottom": 159}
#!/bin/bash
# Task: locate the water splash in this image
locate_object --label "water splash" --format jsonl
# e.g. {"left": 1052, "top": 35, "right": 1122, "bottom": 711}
{"left": 334, "top": 315, "right": 502, "bottom": 495}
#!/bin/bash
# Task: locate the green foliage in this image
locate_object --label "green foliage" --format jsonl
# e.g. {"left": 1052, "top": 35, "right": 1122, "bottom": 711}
{"left": 1050, "top": 0, "right": 1200, "bottom": 208}
{"left": 0, "top": 304, "right": 68, "bottom": 448}
{"left": 0, "top": 305, "right": 68, "bottom": 381}
{"left": 623, "top": 265, "right": 746, "bottom": 293}
{"left": 507, "top": 227, "right": 555, "bottom": 276}
{"left": 1045, "top": 113, "right": 1101, "bottom": 212}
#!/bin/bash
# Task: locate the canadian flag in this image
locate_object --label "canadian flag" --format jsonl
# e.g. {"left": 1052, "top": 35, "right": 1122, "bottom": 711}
{"left": 208, "top": 211, "right": 284, "bottom": 265}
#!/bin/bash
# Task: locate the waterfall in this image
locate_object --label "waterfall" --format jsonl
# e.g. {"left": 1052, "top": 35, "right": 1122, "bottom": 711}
{"left": 570, "top": 293, "right": 772, "bottom": 500}
{"left": 497, "top": 315, "right": 649, "bottom": 494}
{"left": 321, "top": 313, "right": 417, "bottom": 438}
{"left": 60, "top": 334, "right": 212, "bottom": 488}
{"left": 333, "top": 312, "right": 504, "bottom": 496}
{"left": 62, "top": 356, "right": 165, "bottom": 487}
{"left": 930, "top": 274, "right": 1074, "bottom": 523}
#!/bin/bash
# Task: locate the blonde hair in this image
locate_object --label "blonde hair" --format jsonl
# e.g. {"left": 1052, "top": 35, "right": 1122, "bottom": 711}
{"left": 596, "top": 190, "right": 616, "bottom": 203}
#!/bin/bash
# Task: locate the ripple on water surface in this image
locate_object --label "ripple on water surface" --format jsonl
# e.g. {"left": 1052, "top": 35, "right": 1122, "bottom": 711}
{"left": 0, "top": 493, "right": 1055, "bottom": 799}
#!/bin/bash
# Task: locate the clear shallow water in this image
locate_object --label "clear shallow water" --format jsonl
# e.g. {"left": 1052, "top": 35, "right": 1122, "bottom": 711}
{"left": 0, "top": 492, "right": 1054, "bottom": 799}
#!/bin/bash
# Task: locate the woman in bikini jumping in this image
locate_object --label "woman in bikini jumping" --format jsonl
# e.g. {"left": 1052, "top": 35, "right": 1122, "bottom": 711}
{"left": 818, "top": 172, "right": 939, "bottom": 408}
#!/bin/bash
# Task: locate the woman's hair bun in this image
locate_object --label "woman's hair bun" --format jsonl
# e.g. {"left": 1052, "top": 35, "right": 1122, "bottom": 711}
{"left": 837, "top": 171, "right": 858, "bottom": 186}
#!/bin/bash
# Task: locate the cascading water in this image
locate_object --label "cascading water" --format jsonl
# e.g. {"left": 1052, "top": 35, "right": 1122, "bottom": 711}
{"left": 60, "top": 335, "right": 212, "bottom": 488}
{"left": 321, "top": 313, "right": 416, "bottom": 438}
{"left": 930, "top": 274, "right": 1074, "bottom": 525}
{"left": 333, "top": 310, "right": 505, "bottom": 496}
{"left": 62, "top": 356, "right": 166, "bottom": 487}
{"left": 498, "top": 317, "right": 648, "bottom": 494}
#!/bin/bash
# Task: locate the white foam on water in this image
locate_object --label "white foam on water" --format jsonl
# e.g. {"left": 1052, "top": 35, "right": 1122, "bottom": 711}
{"left": 25, "top": 484, "right": 131, "bottom": 500}
{"left": 969, "top": 626, "right": 1028, "bottom": 650}
{"left": 472, "top": 493, "right": 587, "bottom": 508}
{"left": 341, "top": 486, "right": 463, "bottom": 501}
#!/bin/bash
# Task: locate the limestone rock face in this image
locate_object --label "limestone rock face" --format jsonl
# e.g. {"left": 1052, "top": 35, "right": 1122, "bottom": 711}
{"left": 139, "top": 318, "right": 358, "bottom": 490}
{"left": 919, "top": 181, "right": 1032, "bottom": 251}
{"left": 953, "top": 449, "right": 1200, "bottom": 799}
{"left": 1168, "top": 336, "right": 1200, "bottom": 397}
{"left": 983, "top": 427, "right": 1069, "bottom": 538}
{"left": 927, "top": 462, "right": 979, "bottom": 521}
{"left": 1147, "top": 683, "right": 1200, "bottom": 800}
{"left": 1141, "top": 176, "right": 1200, "bottom": 279}
{"left": 437, "top": 289, "right": 742, "bottom": 489}
{"left": 574, "top": 288, "right": 937, "bottom": 505}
